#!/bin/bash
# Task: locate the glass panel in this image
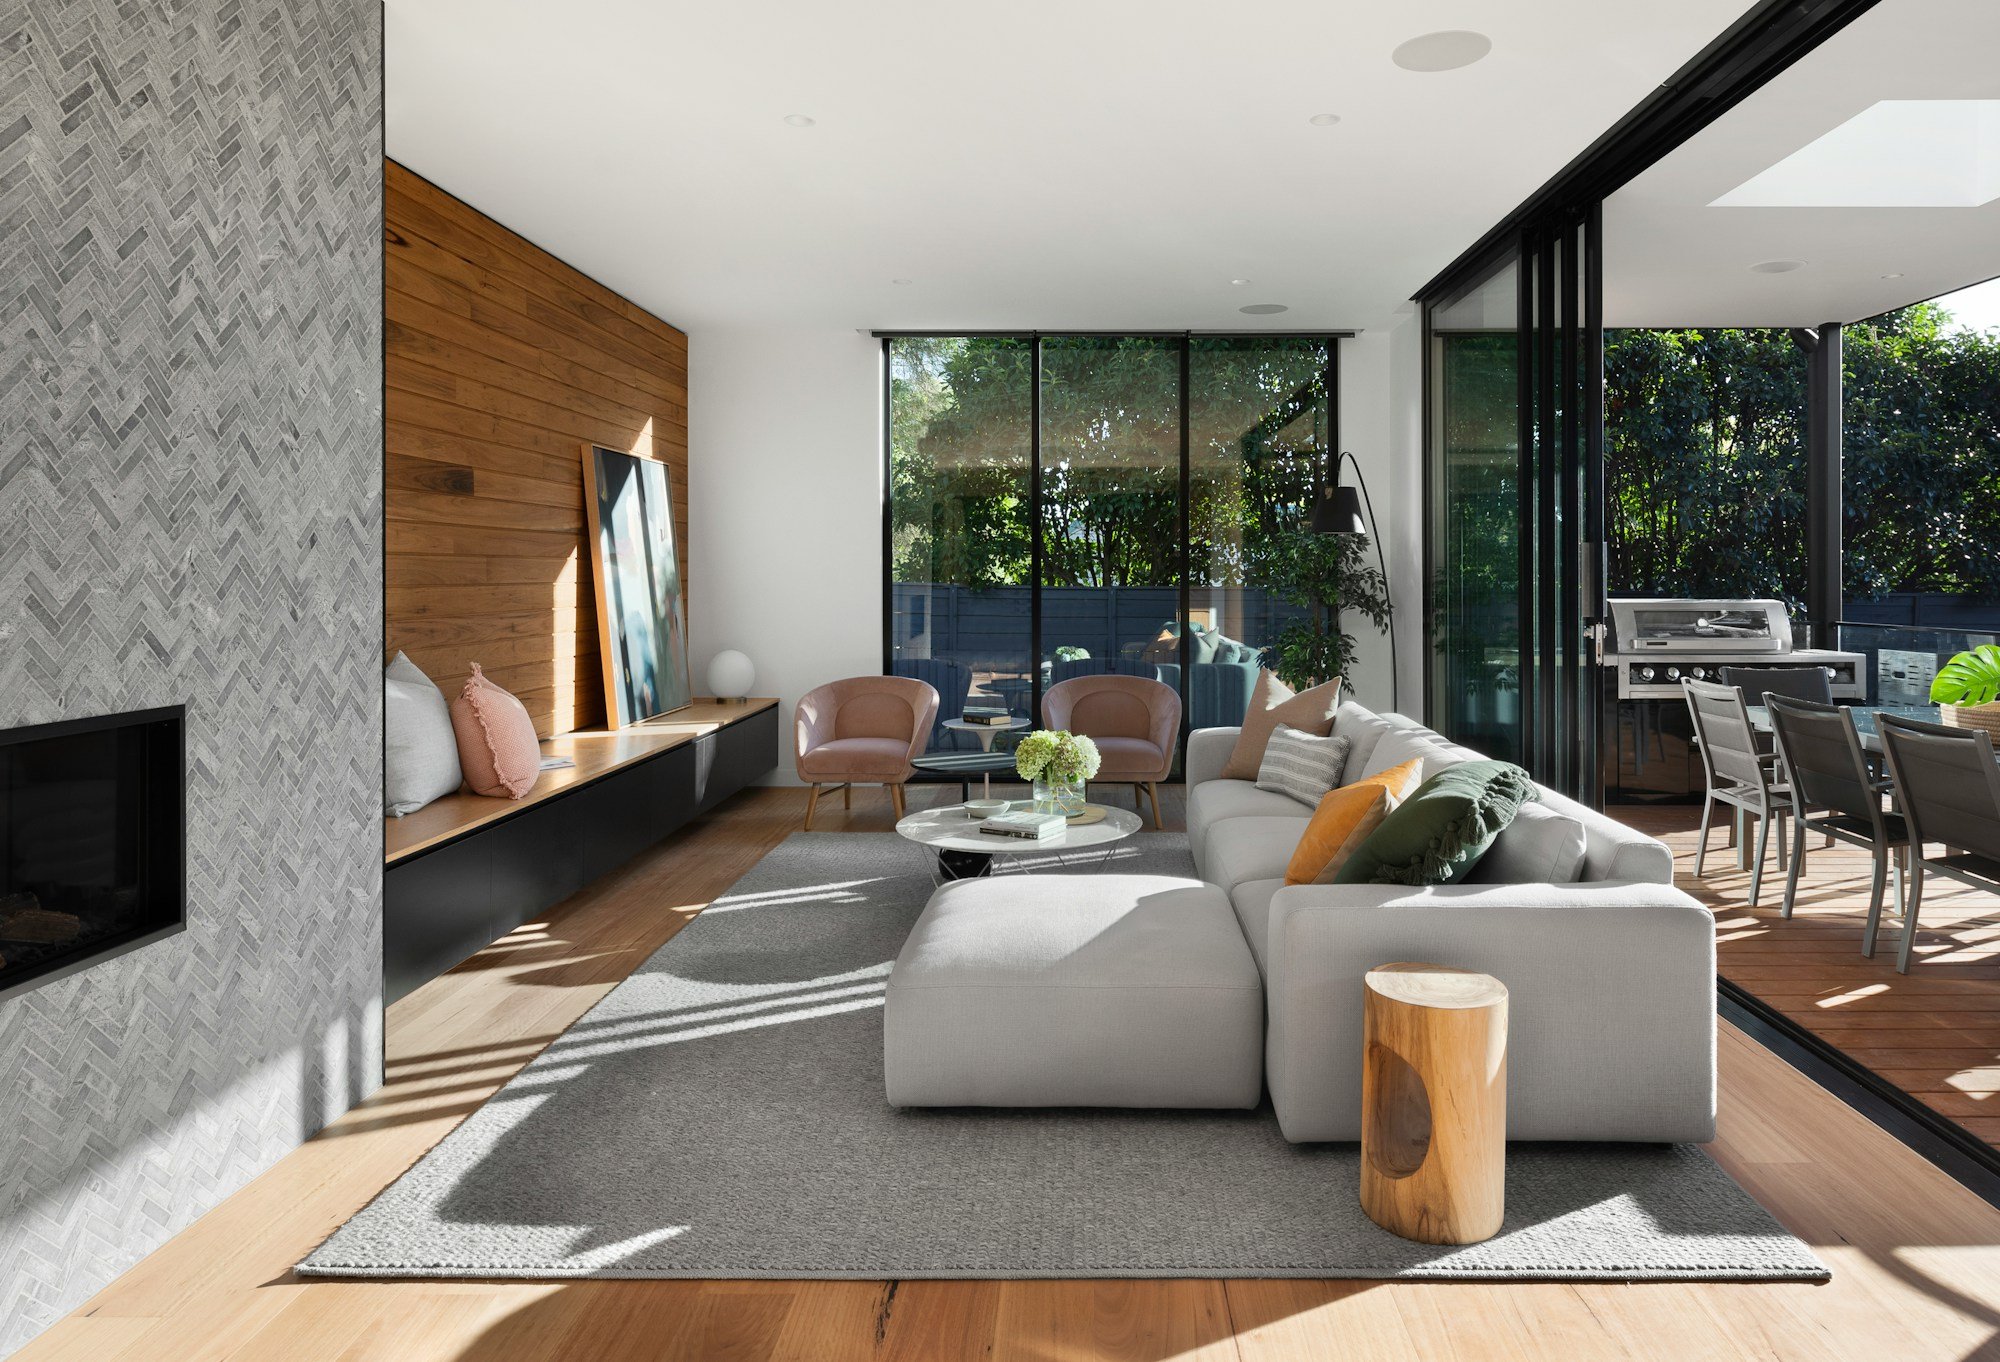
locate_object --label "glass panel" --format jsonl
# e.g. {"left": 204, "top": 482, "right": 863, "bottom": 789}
{"left": 1842, "top": 285, "right": 2000, "bottom": 639}
{"left": 1602, "top": 327, "right": 1808, "bottom": 605}
{"left": 887, "top": 337, "right": 1034, "bottom": 751}
{"left": 1038, "top": 336, "right": 1184, "bottom": 714}
{"left": 1429, "top": 262, "right": 1523, "bottom": 764}
{"left": 1186, "top": 337, "right": 1326, "bottom": 727}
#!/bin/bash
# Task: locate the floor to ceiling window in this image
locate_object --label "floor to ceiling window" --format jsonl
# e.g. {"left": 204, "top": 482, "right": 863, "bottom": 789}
{"left": 886, "top": 337, "right": 1034, "bottom": 750}
{"left": 885, "top": 333, "right": 1347, "bottom": 753}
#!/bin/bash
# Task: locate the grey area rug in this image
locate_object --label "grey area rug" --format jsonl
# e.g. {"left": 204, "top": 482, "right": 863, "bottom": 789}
{"left": 303, "top": 831, "right": 1827, "bottom": 1282}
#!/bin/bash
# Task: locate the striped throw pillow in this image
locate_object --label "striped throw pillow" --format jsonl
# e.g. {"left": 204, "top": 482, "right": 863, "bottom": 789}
{"left": 1255, "top": 724, "right": 1353, "bottom": 807}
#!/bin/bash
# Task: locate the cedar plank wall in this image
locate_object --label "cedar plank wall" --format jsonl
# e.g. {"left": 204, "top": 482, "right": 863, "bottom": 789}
{"left": 385, "top": 161, "right": 690, "bottom": 736}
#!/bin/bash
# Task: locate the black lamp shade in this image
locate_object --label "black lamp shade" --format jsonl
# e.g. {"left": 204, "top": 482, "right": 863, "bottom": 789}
{"left": 1312, "top": 483, "right": 1368, "bottom": 535}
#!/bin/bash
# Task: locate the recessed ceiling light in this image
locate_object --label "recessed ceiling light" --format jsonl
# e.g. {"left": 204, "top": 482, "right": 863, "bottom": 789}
{"left": 1239, "top": 303, "right": 1289, "bottom": 316}
{"left": 1749, "top": 259, "right": 1807, "bottom": 274}
{"left": 1309, "top": 113, "right": 1341, "bottom": 127}
{"left": 1392, "top": 30, "right": 1492, "bottom": 73}
{"left": 783, "top": 114, "right": 816, "bottom": 128}
{"left": 1881, "top": 272, "right": 1905, "bottom": 279}
{"left": 1230, "top": 278, "right": 1252, "bottom": 286}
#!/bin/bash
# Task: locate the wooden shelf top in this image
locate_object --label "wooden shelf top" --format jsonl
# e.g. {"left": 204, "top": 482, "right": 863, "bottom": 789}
{"left": 385, "top": 698, "right": 778, "bottom": 865}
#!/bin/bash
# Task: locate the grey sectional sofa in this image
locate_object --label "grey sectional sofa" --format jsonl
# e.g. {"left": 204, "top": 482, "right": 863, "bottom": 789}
{"left": 884, "top": 699, "right": 1717, "bottom": 1145}
{"left": 1188, "top": 701, "right": 1717, "bottom": 1144}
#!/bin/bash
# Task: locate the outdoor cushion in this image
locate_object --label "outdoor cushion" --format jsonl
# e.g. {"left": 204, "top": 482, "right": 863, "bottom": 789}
{"left": 1333, "top": 759, "right": 1536, "bottom": 887}
{"left": 1254, "top": 725, "right": 1351, "bottom": 806}
{"left": 1204, "top": 816, "right": 1313, "bottom": 892}
{"left": 1285, "top": 757, "right": 1427, "bottom": 885}
{"left": 1227, "top": 877, "right": 1284, "bottom": 976}
{"left": 1220, "top": 672, "right": 1343, "bottom": 780}
{"left": 1469, "top": 799, "right": 1590, "bottom": 885}
{"left": 796, "top": 736, "right": 912, "bottom": 780}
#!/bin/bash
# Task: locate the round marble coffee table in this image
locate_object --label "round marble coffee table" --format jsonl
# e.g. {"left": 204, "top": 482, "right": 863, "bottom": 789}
{"left": 895, "top": 800, "right": 1143, "bottom": 881}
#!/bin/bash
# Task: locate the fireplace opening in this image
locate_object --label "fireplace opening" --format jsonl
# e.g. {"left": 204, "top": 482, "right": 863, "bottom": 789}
{"left": 0, "top": 706, "right": 185, "bottom": 1001}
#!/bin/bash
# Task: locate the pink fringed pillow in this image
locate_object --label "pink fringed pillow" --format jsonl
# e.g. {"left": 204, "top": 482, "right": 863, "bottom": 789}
{"left": 449, "top": 664, "right": 541, "bottom": 799}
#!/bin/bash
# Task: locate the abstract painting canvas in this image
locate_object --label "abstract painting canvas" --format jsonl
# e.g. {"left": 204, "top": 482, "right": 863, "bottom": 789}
{"left": 581, "top": 446, "right": 692, "bottom": 725}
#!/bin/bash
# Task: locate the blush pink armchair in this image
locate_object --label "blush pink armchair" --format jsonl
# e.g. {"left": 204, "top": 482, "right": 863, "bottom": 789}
{"left": 795, "top": 676, "right": 940, "bottom": 828}
{"left": 1042, "top": 674, "right": 1181, "bottom": 829}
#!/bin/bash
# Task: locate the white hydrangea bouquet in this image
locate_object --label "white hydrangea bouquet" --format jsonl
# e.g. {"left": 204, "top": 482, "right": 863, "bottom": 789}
{"left": 1013, "top": 729, "right": 1101, "bottom": 817}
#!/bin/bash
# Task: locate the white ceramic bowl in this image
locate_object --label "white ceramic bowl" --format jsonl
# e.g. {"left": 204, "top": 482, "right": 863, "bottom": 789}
{"left": 963, "top": 798, "right": 1010, "bottom": 819}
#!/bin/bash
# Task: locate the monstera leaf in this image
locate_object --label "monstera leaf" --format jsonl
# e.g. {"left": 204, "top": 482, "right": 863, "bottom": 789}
{"left": 1932, "top": 645, "right": 2000, "bottom": 707}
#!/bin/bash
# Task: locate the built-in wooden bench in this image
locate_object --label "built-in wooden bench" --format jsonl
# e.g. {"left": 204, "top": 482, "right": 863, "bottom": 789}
{"left": 383, "top": 698, "right": 779, "bottom": 1002}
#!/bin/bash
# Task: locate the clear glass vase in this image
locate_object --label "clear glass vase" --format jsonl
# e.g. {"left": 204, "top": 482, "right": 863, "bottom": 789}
{"left": 1033, "top": 773, "right": 1086, "bottom": 818}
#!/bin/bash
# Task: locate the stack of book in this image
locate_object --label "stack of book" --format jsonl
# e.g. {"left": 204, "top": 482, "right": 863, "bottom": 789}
{"left": 961, "top": 706, "right": 1013, "bottom": 726}
{"left": 978, "top": 809, "right": 1067, "bottom": 840}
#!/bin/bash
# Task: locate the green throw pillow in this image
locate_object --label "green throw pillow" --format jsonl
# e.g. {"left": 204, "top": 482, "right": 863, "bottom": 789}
{"left": 1331, "top": 760, "right": 1535, "bottom": 886}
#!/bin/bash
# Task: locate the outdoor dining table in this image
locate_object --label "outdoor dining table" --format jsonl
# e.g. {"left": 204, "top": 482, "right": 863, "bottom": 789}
{"left": 1732, "top": 703, "right": 1943, "bottom": 873}
{"left": 1743, "top": 702, "right": 1942, "bottom": 754}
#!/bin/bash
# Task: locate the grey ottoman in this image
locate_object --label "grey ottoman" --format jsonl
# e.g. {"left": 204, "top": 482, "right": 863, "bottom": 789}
{"left": 884, "top": 874, "right": 1264, "bottom": 1109}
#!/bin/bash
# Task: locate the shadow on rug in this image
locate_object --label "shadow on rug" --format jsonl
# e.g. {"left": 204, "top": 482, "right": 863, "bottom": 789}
{"left": 303, "top": 832, "right": 1826, "bottom": 1282}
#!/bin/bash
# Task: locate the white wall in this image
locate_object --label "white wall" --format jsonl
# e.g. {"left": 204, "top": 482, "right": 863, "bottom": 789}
{"left": 688, "top": 325, "right": 1421, "bottom": 782}
{"left": 1384, "top": 307, "right": 1429, "bottom": 716}
{"left": 689, "top": 327, "right": 884, "bottom": 783}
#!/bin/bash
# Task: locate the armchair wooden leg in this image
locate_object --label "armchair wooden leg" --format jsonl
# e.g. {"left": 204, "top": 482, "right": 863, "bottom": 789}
{"left": 1146, "top": 782, "right": 1163, "bottom": 830}
{"left": 890, "top": 784, "right": 907, "bottom": 819}
{"left": 844, "top": 782, "right": 852, "bottom": 810}
{"left": 804, "top": 784, "right": 821, "bottom": 831}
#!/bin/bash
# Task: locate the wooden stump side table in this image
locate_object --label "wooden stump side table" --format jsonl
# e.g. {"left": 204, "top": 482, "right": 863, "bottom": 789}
{"left": 1359, "top": 962, "right": 1508, "bottom": 1245}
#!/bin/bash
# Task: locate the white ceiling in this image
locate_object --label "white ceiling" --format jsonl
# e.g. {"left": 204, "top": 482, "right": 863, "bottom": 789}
{"left": 385, "top": 0, "right": 1754, "bottom": 333}
{"left": 1605, "top": 0, "right": 2000, "bottom": 328}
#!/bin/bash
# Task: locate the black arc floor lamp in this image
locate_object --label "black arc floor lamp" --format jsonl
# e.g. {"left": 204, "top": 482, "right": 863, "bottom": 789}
{"left": 1310, "top": 450, "right": 1398, "bottom": 712}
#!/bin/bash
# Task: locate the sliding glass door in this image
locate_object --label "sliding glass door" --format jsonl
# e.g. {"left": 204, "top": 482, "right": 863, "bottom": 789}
{"left": 1426, "top": 213, "right": 1602, "bottom": 798}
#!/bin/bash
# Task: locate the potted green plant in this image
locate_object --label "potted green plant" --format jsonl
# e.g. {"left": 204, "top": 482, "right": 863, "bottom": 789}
{"left": 1252, "top": 527, "right": 1391, "bottom": 692}
{"left": 1931, "top": 644, "right": 2000, "bottom": 739}
{"left": 1014, "top": 729, "right": 1101, "bottom": 818}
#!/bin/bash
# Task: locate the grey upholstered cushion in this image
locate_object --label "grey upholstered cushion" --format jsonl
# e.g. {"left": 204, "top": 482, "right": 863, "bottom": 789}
{"left": 1186, "top": 778, "right": 1312, "bottom": 874}
{"left": 1331, "top": 702, "right": 1401, "bottom": 783}
{"left": 884, "top": 874, "right": 1263, "bottom": 1109}
{"left": 1254, "top": 725, "right": 1351, "bottom": 806}
{"left": 1227, "top": 878, "right": 1284, "bottom": 977}
{"left": 384, "top": 651, "right": 462, "bottom": 816}
{"left": 1469, "top": 799, "right": 1590, "bottom": 884}
{"left": 1358, "top": 727, "right": 1448, "bottom": 780}
{"left": 1185, "top": 726, "right": 1240, "bottom": 789}
{"left": 1263, "top": 878, "right": 1717, "bottom": 1143}
{"left": 1203, "top": 816, "right": 1312, "bottom": 892}
{"left": 1537, "top": 787, "right": 1676, "bottom": 884}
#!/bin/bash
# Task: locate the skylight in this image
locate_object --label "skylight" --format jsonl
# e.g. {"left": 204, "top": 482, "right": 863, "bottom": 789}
{"left": 1712, "top": 100, "right": 2000, "bottom": 208}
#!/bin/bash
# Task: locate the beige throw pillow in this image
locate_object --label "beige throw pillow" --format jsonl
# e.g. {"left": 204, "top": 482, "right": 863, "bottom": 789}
{"left": 1221, "top": 671, "right": 1343, "bottom": 782}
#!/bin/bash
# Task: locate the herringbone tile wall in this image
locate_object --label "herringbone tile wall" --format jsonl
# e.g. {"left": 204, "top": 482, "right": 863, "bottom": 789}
{"left": 0, "top": 1, "right": 382, "bottom": 1353}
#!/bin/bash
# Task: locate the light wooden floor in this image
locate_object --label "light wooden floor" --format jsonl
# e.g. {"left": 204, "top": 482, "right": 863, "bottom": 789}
{"left": 1620, "top": 804, "right": 2000, "bottom": 1150}
{"left": 20, "top": 784, "right": 2000, "bottom": 1362}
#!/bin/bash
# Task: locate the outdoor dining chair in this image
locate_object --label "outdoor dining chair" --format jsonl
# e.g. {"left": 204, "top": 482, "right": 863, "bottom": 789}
{"left": 1683, "top": 678, "right": 1792, "bottom": 905}
{"left": 1878, "top": 713, "right": 2000, "bottom": 974}
{"left": 1766, "top": 695, "right": 1911, "bottom": 956}
{"left": 1720, "top": 665, "right": 1834, "bottom": 707}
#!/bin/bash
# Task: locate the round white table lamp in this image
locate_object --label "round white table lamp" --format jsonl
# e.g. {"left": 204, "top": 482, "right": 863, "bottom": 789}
{"left": 707, "top": 649, "right": 755, "bottom": 701}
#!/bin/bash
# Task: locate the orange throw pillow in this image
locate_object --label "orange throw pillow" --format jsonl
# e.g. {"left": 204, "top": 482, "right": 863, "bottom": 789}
{"left": 449, "top": 663, "right": 542, "bottom": 798}
{"left": 1221, "top": 671, "right": 1343, "bottom": 781}
{"left": 1284, "top": 758, "right": 1427, "bottom": 885}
